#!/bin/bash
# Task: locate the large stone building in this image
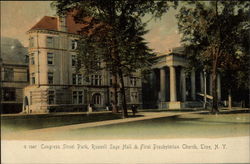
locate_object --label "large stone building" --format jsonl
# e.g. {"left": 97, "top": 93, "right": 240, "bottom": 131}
{"left": 23, "top": 13, "right": 142, "bottom": 113}
{"left": 1, "top": 37, "right": 29, "bottom": 113}
{"left": 142, "top": 47, "right": 222, "bottom": 109}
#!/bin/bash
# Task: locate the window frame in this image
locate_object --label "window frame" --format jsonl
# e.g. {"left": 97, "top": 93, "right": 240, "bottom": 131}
{"left": 71, "top": 40, "right": 78, "bottom": 50}
{"left": 130, "top": 77, "right": 137, "bottom": 87}
{"left": 92, "top": 93, "right": 102, "bottom": 105}
{"left": 91, "top": 75, "right": 102, "bottom": 86}
{"left": 131, "top": 92, "right": 138, "bottom": 102}
{"left": 29, "top": 37, "right": 35, "bottom": 48}
{"left": 47, "top": 52, "right": 54, "bottom": 65}
{"left": 72, "top": 91, "right": 84, "bottom": 104}
{"left": 46, "top": 36, "right": 54, "bottom": 48}
{"left": 30, "top": 53, "right": 35, "bottom": 65}
{"left": 31, "top": 72, "right": 35, "bottom": 84}
{"left": 48, "top": 72, "right": 54, "bottom": 84}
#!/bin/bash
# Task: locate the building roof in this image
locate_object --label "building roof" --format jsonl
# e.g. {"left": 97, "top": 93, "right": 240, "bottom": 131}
{"left": 0, "top": 37, "right": 28, "bottom": 65}
{"left": 29, "top": 16, "right": 58, "bottom": 31}
{"left": 28, "top": 13, "right": 90, "bottom": 34}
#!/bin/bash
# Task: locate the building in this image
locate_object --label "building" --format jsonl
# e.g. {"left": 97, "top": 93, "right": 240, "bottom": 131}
{"left": 142, "top": 47, "right": 222, "bottom": 109}
{"left": 23, "top": 13, "right": 142, "bottom": 113}
{"left": 1, "top": 37, "right": 29, "bottom": 113}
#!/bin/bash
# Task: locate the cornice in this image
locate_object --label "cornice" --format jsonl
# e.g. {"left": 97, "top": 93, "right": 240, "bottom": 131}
{"left": 27, "top": 29, "right": 81, "bottom": 38}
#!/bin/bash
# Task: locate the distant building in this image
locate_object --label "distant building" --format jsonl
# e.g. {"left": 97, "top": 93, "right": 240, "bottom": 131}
{"left": 0, "top": 37, "right": 29, "bottom": 113}
{"left": 23, "top": 13, "right": 142, "bottom": 113}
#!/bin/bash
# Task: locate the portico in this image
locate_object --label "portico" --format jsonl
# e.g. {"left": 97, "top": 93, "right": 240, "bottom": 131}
{"left": 149, "top": 50, "right": 221, "bottom": 110}
{"left": 152, "top": 53, "right": 188, "bottom": 109}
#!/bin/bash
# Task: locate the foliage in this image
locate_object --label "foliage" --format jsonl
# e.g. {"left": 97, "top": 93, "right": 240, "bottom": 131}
{"left": 52, "top": 0, "right": 178, "bottom": 117}
{"left": 176, "top": 1, "right": 250, "bottom": 112}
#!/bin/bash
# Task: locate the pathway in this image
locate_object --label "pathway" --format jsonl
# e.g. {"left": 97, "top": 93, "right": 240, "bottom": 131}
{"left": 27, "top": 111, "right": 207, "bottom": 133}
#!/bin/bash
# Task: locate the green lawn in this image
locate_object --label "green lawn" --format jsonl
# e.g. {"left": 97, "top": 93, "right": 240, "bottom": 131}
{"left": 1, "top": 112, "right": 122, "bottom": 133}
{"left": 1, "top": 111, "right": 249, "bottom": 140}
{"left": 61, "top": 113, "right": 250, "bottom": 140}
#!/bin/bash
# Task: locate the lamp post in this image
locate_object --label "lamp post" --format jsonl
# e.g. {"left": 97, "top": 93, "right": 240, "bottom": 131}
{"left": 203, "top": 69, "right": 207, "bottom": 109}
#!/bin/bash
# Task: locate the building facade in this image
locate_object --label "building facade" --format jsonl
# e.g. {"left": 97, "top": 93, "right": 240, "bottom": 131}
{"left": 23, "top": 14, "right": 142, "bottom": 113}
{"left": 1, "top": 37, "right": 29, "bottom": 113}
{"left": 142, "top": 47, "right": 221, "bottom": 109}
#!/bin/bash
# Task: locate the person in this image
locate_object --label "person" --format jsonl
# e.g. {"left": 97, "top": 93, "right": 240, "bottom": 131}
{"left": 88, "top": 104, "right": 93, "bottom": 113}
{"left": 131, "top": 104, "right": 137, "bottom": 116}
{"left": 105, "top": 104, "right": 109, "bottom": 111}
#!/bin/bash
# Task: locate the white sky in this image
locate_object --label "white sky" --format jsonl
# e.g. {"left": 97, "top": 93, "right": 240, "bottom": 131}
{"left": 1, "top": 1, "right": 181, "bottom": 53}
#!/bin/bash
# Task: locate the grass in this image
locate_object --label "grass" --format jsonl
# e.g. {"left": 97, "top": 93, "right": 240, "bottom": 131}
{"left": 64, "top": 113, "right": 250, "bottom": 140}
{"left": 1, "top": 112, "right": 122, "bottom": 133}
{"left": 1, "top": 110, "right": 249, "bottom": 140}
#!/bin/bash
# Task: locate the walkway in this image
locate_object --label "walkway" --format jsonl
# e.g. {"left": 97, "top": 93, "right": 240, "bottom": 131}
{"left": 27, "top": 111, "right": 207, "bottom": 133}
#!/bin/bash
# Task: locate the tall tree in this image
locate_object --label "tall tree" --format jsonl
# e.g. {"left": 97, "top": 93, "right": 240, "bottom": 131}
{"left": 176, "top": 1, "right": 250, "bottom": 113}
{"left": 52, "top": 0, "right": 177, "bottom": 117}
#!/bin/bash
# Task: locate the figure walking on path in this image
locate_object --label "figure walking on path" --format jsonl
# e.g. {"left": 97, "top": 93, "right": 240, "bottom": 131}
{"left": 131, "top": 104, "right": 137, "bottom": 116}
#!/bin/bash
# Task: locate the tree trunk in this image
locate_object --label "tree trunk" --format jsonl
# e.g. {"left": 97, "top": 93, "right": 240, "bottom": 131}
{"left": 111, "top": 74, "right": 119, "bottom": 113}
{"left": 211, "top": 71, "right": 219, "bottom": 113}
{"left": 211, "top": 49, "right": 220, "bottom": 114}
{"left": 118, "top": 69, "right": 128, "bottom": 118}
{"left": 228, "top": 88, "right": 232, "bottom": 109}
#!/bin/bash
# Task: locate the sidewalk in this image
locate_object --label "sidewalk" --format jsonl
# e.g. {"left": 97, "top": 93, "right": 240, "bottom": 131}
{"left": 26, "top": 111, "right": 207, "bottom": 133}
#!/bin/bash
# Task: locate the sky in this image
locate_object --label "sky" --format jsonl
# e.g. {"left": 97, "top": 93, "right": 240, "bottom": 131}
{"left": 1, "top": 1, "right": 181, "bottom": 53}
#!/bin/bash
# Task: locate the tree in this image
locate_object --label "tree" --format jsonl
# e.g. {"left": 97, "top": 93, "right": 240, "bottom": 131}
{"left": 176, "top": 1, "right": 250, "bottom": 113}
{"left": 52, "top": 0, "right": 177, "bottom": 118}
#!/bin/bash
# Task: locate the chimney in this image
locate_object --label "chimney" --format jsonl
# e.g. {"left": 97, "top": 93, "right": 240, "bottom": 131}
{"left": 58, "top": 15, "right": 67, "bottom": 32}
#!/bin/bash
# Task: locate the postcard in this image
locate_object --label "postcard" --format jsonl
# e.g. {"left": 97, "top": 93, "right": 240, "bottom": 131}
{"left": 1, "top": 1, "right": 249, "bottom": 163}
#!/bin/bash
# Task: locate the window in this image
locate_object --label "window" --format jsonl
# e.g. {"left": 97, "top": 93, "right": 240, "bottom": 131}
{"left": 72, "top": 74, "right": 83, "bottom": 85}
{"left": 72, "top": 55, "right": 76, "bottom": 67}
{"left": 29, "top": 37, "right": 34, "bottom": 47}
{"left": 4, "top": 68, "right": 14, "bottom": 81}
{"left": 31, "top": 73, "right": 35, "bottom": 84}
{"left": 78, "top": 91, "right": 83, "bottom": 104}
{"left": 72, "top": 91, "right": 84, "bottom": 104}
{"left": 91, "top": 75, "right": 102, "bottom": 86}
{"left": 110, "top": 78, "right": 112, "bottom": 86}
{"left": 25, "top": 55, "right": 29, "bottom": 63}
{"left": 47, "top": 53, "right": 54, "bottom": 65}
{"left": 131, "top": 92, "right": 138, "bottom": 102}
{"left": 110, "top": 72, "right": 113, "bottom": 86}
{"left": 71, "top": 40, "right": 78, "bottom": 50}
{"left": 110, "top": 91, "right": 113, "bottom": 99}
{"left": 73, "top": 91, "right": 78, "bottom": 104}
{"left": 92, "top": 93, "right": 102, "bottom": 105}
{"left": 2, "top": 88, "right": 16, "bottom": 101}
{"left": 72, "top": 74, "right": 77, "bottom": 85}
{"left": 30, "top": 53, "right": 35, "bottom": 65}
{"left": 48, "top": 91, "right": 55, "bottom": 104}
{"left": 130, "top": 77, "right": 137, "bottom": 86}
{"left": 48, "top": 72, "right": 53, "bottom": 84}
{"left": 78, "top": 74, "right": 82, "bottom": 85}
{"left": 46, "top": 36, "right": 53, "bottom": 48}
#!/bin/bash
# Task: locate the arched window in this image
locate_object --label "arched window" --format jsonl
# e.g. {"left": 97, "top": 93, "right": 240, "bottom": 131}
{"left": 92, "top": 93, "right": 102, "bottom": 105}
